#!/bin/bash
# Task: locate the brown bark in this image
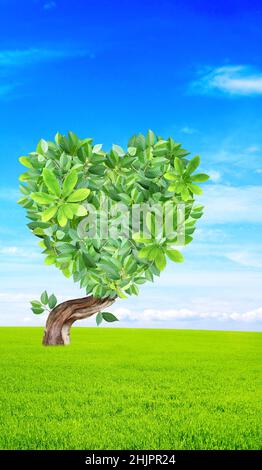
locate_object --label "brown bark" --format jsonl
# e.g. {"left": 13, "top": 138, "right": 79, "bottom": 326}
{"left": 42, "top": 295, "right": 115, "bottom": 346}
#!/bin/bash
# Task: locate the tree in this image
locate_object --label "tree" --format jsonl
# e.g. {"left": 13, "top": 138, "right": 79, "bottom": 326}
{"left": 18, "top": 130, "right": 209, "bottom": 345}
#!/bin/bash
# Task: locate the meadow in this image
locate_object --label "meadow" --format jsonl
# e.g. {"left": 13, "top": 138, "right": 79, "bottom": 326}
{"left": 0, "top": 327, "right": 261, "bottom": 450}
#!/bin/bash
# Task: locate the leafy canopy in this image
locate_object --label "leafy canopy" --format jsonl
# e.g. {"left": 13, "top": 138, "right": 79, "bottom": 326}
{"left": 18, "top": 130, "right": 209, "bottom": 300}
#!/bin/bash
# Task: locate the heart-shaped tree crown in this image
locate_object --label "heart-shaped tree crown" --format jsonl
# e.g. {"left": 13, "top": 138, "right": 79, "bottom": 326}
{"left": 18, "top": 130, "right": 209, "bottom": 299}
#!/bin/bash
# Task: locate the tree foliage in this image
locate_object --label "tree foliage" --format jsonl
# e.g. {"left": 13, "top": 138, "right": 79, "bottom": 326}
{"left": 18, "top": 130, "right": 209, "bottom": 301}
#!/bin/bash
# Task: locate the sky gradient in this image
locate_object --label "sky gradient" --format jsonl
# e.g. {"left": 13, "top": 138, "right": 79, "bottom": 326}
{"left": 0, "top": 0, "right": 262, "bottom": 331}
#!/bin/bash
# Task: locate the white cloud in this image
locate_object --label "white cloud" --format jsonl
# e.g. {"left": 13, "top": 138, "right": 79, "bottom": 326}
{"left": 191, "top": 65, "right": 262, "bottom": 96}
{"left": 0, "top": 246, "right": 40, "bottom": 258}
{"left": 226, "top": 251, "right": 262, "bottom": 268}
{"left": 202, "top": 184, "right": 262, "bottom": 223}
{"left": 113, "top": 306, "right": 262, "bottom": 323}
{"left": 208, "top": 170, "right": 221, "bottom": 182}
{"left": 207, "top": 146, "right": 260, "bottom": 168}
{"left": 0, "top": 247, "right": 18, "bottom": 254}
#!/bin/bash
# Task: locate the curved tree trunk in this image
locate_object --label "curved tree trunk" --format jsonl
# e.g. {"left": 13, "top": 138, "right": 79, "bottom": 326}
{"left": 42, "top": 295, "right": 115, "bottom": 346}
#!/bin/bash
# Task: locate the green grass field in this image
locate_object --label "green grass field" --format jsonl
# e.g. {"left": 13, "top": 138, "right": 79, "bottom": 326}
{"left": 0, "top": 327, "right": 261, "bottom": 450}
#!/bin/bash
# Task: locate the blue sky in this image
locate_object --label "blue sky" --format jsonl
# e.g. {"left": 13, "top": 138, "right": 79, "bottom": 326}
{"left": 0, "top": 0, "right": 262, "bottom": 330}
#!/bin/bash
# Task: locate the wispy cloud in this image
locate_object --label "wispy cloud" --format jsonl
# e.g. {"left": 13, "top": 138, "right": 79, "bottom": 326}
{"left": 191, "top": 65, "right": 262, "bottom": 96}
{"left": 0, "top": 46, "right": 88, "bottom": 98}
{"left": 0, "top": 47, "right": 87, "bottom": 67}
{"left": 203, "top": 184, "right": 262, "bottom": 224}
{"left": 226, "top": 251, "right": 262, "bottom": 268}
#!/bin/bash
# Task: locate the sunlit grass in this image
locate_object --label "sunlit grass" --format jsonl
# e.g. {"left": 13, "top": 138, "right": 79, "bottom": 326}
{"left": 0, "top": 327, "right": 261, "bottom": 450}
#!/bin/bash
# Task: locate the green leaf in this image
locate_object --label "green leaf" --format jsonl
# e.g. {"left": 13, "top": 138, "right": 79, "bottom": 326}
{"left": 41, "top": 206, "right": 58, "bottom": 222}
{"left": 155, "top": 250, "right": 166, "bottom": 271}
{"left": 57, "top": 206, "right": 68, "bottom": 227}
{"left": 194, "top": 204, "right": 204, "bottom": 211}
{"left": 74, "top": 204, "right": 88, "bottom": 216}
{"left": 88, "top": 165, "right": 105, "bottom": 176}
{"left": 62, "top": 170, "right": 78, "bottom": 198}
{"left": 147, "top": 246, "right": 159, "bottom": 261}
{"left": 128, "top": 146, "right": 137, "bottom": 156}
{"left": 81, "top": 252, "right": 96, "bottom": 269}
{"left": 188, "top": 183, "right": 203, "bottom": 195}
{"left": 68, "top": 131, "right": 79, "bottom": 152}
{"left": 19, "top": 156, "right": 33, "bottom": 169}
{"left": 40, "top": 139, "right": 48, "bottom": 154}
{"left": 112, "top": 144, "right": 125, "bottom": 156}
{"left": 138, "top": 246, "right": 153, "bottom": 259}
{"left": 19, "top": 184, "right": 30, "bottom": 195}
{"left": 164, "top": 172, "right": 177, "bottom": 181}
{"left": 181, "top": 186, "right": 191, "bottom": 200}
{"left": 93, "top": 144, "right": 102, "bottom": 154}
{"left": 186, "top": 156, "right": 200, "bottom": 175}
{"left": 102, "top": 312, "right": 119, "bottom": 322}
{"left": 56, "top": 230, "right": 65, "bottom": 240}
{"left": 146, "top": 212, "right": 158, "bottom": 237}
{"left": 191, "top": 211, "right": 203, "bottom": 219}
{"left": 45, "top": 256, "right": 56, "bottom": 265}
{"left": 146, "top": 129, "right": 155, "bottom": 146}
{"left": 41, "top": 291, "right": 49, "bottom": 305}
{"left": 48, "top": 294, "right": 57, "bottom": 309}
{"left": 17, "top": 196, "right": 33, "bottom": 209}
{"left": 185, "top": 235, "right": 193, "bottom": 245}
{"left": 31, "top": 192, "right": 57, "bottom": 205}
{"left": 67, "top": 188, "right": 90, "bottom": 202}
{"left": 166, "top": 249, "right": 184, "bottom": 263}
{"left": 116, "top": 289, "right": 128, "bottom": 299}
{"left": 191, "top": 173, "right": 209, "bottom": 183}
{"left": 60, "top": 153, "right": 70, "bottom": 170}
{"left": 42, "top": 168, "right": 61, "bottom": 197}
{"left": 62, "top": 267, "right": 71, "bottom": 278}
{"left": 167, "top": 183, "right": 177, "bottom": 192}
{"left": 99, "top": 260, "right": 119, "bottom": 278}
{"left": 130, "top": 284, "right": 139, "bottom": 295}
{"left": 132, "top": 233, "right": 152, "bottom": 243}
{"left": 55, "top": 132, "right": 62, "bottom": 145}
{"left": 96, "top": 312, "right": 103, "bottom": 326}
{"left": 32, "top": 307, "right": 45, "bottom": 314}
{"left": 19, "top": 172, "right": 30, "bottom": 182}
{"left": 174, "top": 157, "right": 184, "bottom": 175}
{"left": 31, "top": 300, "right": 42, "bottom": 308}
{"left": 62, "top": 204, "right": 74, "bottom": 220}
{"left": 118, "top": 193, "right": 131, "bottom": 205}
